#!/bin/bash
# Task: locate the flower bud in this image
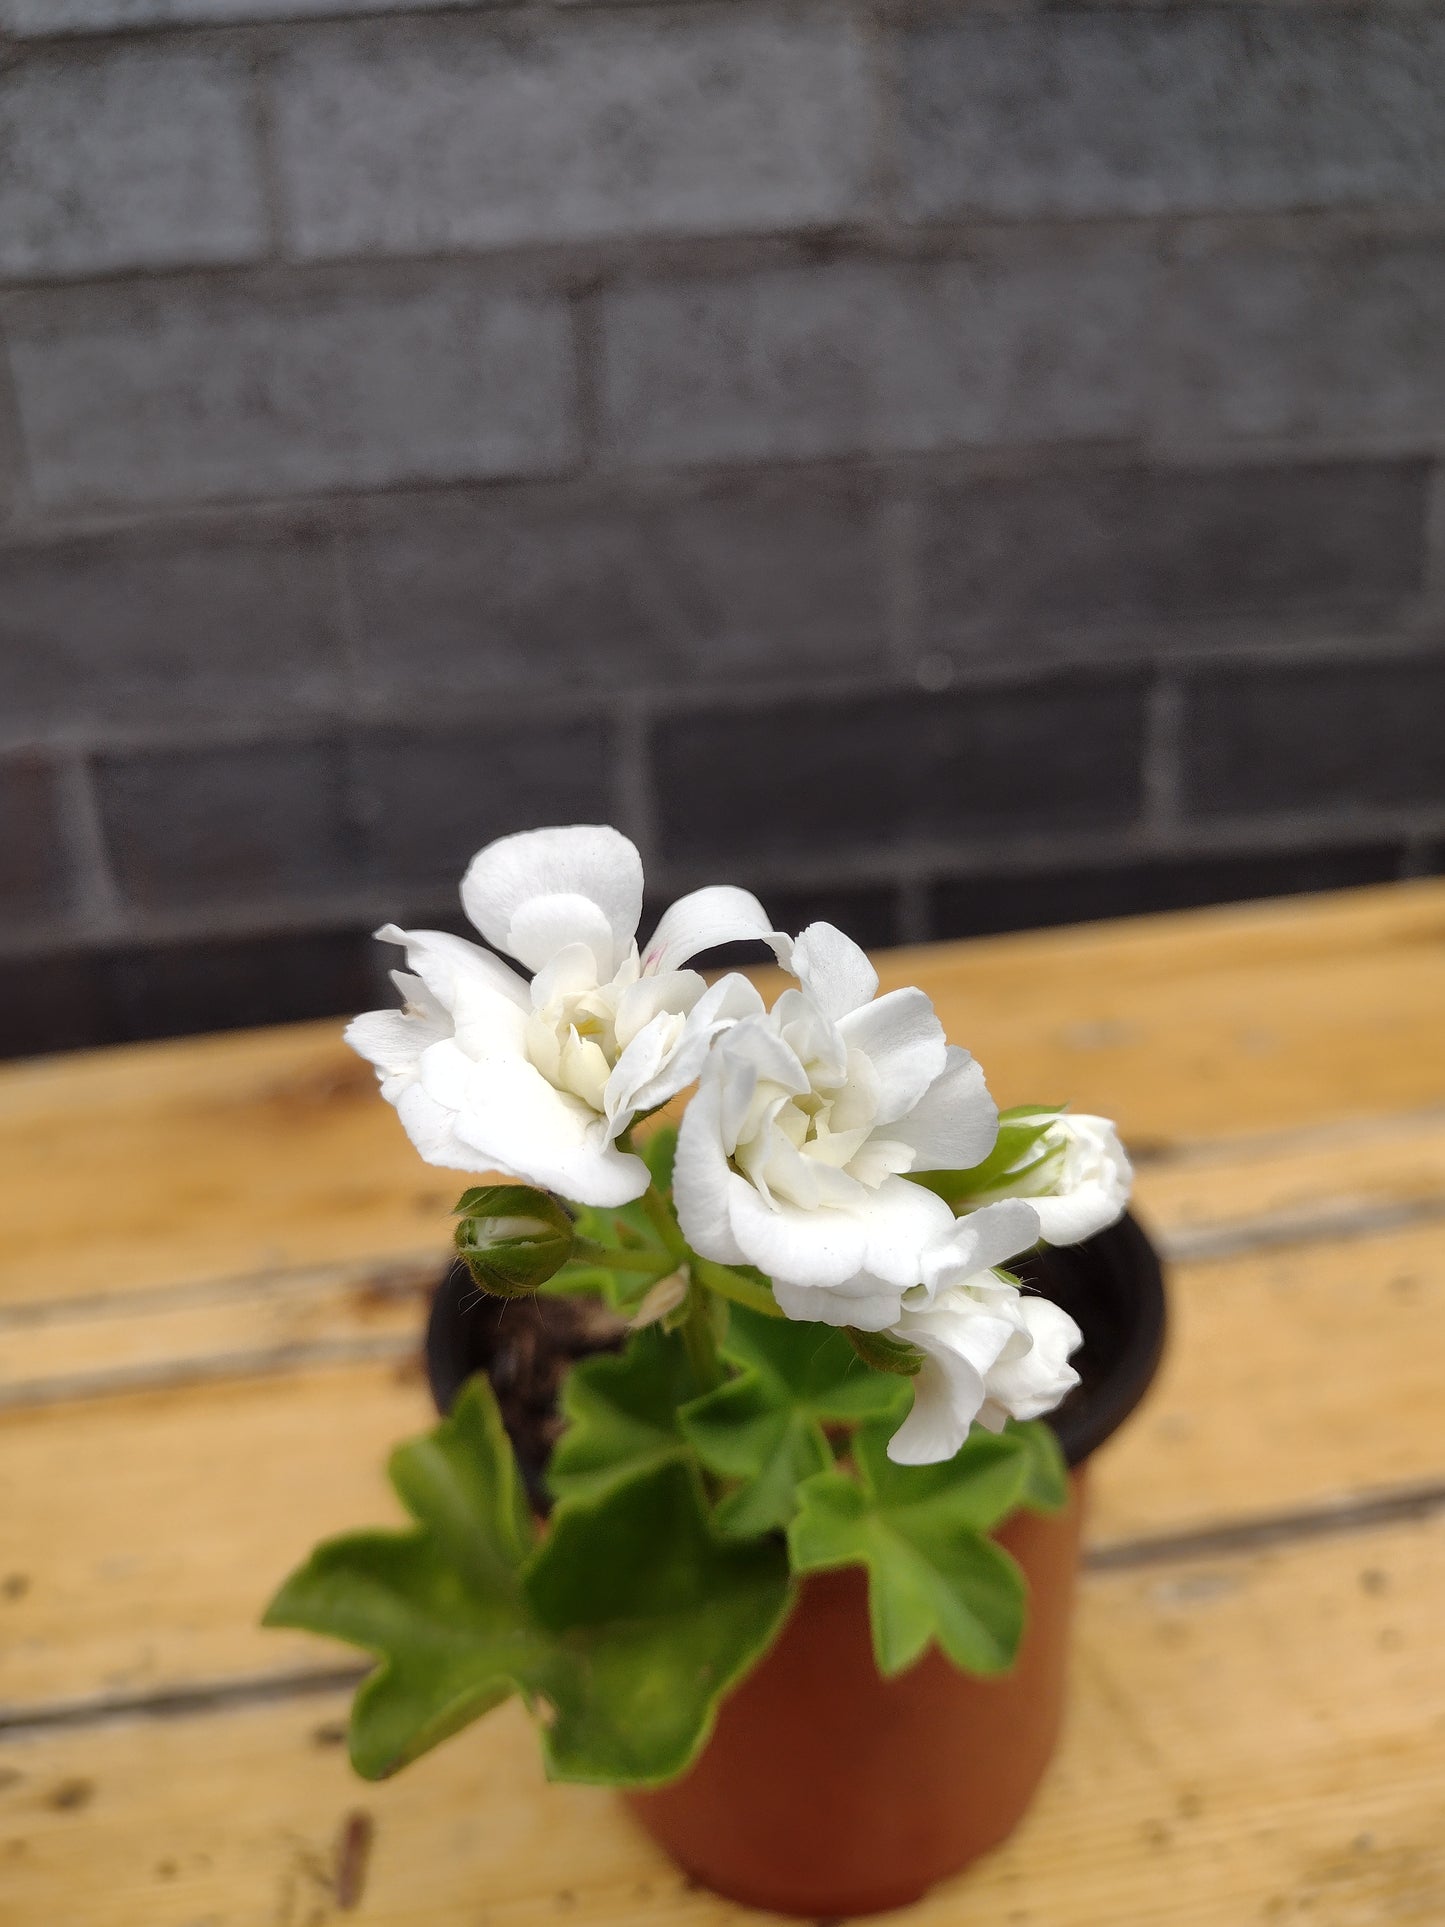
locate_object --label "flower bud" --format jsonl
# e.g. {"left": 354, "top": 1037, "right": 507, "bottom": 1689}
{"left": 452, "top": 1185, "right": 575, "bottom": 1298}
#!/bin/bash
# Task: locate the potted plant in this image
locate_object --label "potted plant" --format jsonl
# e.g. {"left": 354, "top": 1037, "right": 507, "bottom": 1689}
{"left": 266, "top": 825, "right": 1164, "bottom": 1918}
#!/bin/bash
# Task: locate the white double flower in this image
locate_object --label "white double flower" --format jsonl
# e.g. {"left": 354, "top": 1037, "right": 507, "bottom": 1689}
{"left": 347, "top": 825, "right": 771, "bottom": 1207}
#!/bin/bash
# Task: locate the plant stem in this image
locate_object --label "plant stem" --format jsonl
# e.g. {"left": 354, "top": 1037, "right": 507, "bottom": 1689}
{"left": 639, "top": 1182, "right": 724, "bottom": 1394}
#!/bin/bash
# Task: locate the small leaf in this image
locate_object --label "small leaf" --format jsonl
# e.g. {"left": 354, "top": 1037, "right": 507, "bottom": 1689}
{"left": 547, "top": 1326, "right": 693, "bottom": 1506}
{"left": 453, "top": 1185, "right": 575, "bottom": 1298}
{"left": 681, "top": 1308, "right": 910, "bottom": 1538}
{"left": 1008, "top": 1418, "right": 1070, "bottom": 1514}
{"left": 789, "top": 1422, "right": 1031, "bottom": 1678}
{"left": 265, "top": 1378, "right": 794, "bottom": 1788}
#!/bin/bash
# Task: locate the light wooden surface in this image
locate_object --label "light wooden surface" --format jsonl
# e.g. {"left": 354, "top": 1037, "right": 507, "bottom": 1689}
{"left": 2, "top": 880, "right": 1444, "bottom": 1924}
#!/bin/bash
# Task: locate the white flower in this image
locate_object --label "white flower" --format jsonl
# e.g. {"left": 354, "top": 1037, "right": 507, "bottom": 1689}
{"left": 885, "top": 1198, "right": 1082, "bottom": 1465}
{"left": 346, "top": 825, "right": 774, "bottom": 1207}
{"left": 673, "top": 922, "right": 999, "bottom": 1331}
{"left": 1025, "top": 1113, "right": 1132, "bottom": 1246}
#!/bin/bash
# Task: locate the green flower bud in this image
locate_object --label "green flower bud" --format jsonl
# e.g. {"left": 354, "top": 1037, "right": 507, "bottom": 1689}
{"left": 452, "top": 1185, "right": 575, "bottom": 1298}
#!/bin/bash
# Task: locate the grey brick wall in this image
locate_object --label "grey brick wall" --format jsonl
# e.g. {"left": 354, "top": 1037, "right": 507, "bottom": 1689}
{"left": 3, "top": 0, "right": 1444, "bottom": 1058}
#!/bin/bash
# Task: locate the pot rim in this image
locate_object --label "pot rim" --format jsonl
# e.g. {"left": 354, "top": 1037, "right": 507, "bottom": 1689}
{"left": 1039, "top": 1209, "right": 1167, "bottom": 1468}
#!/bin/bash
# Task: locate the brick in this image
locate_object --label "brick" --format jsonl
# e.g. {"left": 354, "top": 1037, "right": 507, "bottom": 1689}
{"left": 103, "top": 928, "right": 378, "bottom": 1045}
{"left": 653, "top": 676, "right": 1147, "bottom": 865}
{"left": 1181, "top": 658, "right": 1445, "bottom": 817}
{"left": 349, "top": 477, "right": 883, "bottom": 699}
{"left": 2, "top": 0, "right": 473, "bottom": 28}
{"left": 922, "top": 461, "right": 1427, "bottom": 655}
{"left": 1160, "top": 236, "right": 1445, "bottom": 448}
{"left": 0, "top": 47, "right": 265, "bottom": 281}
{"left": 898, "top": 13, "right": 1445, "bottom": 225}
{"left": 271, "top": 11, "right": 870, "bottom": 261}
{"left": 0, "top": 750, "right": 74, "bottom": 923}
{"left": 351, "top": 719, "right": 614, "bottom": 897}
{"left": 930, "top": 844, "right": 1405, "bottom": 944}
{"left": 95, "top": 739, "right": 355, "bottom": 914}
{"left": 599, "top": 246, "right": 1153, "bottom": 468}
{"left": 0, "top": 521, "right": 344, "bottom": 725}
{"left": 6, "top": 278, "right": 575, "bottom": 511}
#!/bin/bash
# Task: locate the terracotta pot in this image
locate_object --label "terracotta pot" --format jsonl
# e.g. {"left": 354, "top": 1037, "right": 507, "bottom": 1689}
{"left": 626, "top": 1474, "right": 1087, "bottom": 1918}
{"left": 427, "top": 1211, "right": 1166, "bottom": 1918}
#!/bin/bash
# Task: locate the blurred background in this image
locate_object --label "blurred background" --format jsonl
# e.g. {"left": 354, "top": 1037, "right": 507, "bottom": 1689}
{"left": 3, "top": 3, "right": 1445, "bottom": 1058}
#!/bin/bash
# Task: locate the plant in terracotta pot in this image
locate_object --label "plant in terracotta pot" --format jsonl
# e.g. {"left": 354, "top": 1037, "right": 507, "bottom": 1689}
{"left": 266, "top": 825, "right": 1163, "bottom": 1918}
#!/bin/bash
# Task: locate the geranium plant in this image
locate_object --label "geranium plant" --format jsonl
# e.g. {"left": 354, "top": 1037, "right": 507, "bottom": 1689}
{"left": 266, "top": 826, "right": 1131, "bottom": 1787}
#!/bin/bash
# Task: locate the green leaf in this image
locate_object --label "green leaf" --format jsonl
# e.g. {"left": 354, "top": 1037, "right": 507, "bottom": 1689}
{"left": 680, "top": 1308, "right": 910, "bottom": 1538}
{"left": 453, "top": 1185, "right": 575, "bottom": 1298}
{"left": 547, "top": 1326, "right": 693, "bottom": 1505}
{"left": 566, "top": 1187, "right": 675, "bottom": 1310}
{"left": 788, "top": 1422, "right": 1030, "bottom": 1677}
{"left": 1008, "top": 1418, "right": 1070, "bottom": 1514}
{"left": 265, "top": 1378, "right": 794, "bottom": 1788}
{"left": 526, "top": 1459, "right": 793, "bottom": 1785}
{"left": 263, "top": 1375, "right": 543, "bottom": 1779}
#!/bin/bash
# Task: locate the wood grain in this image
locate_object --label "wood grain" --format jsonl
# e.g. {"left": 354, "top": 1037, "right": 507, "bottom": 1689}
{"left": 2, "top": 1514, "right": 1440, "bottom": 1927}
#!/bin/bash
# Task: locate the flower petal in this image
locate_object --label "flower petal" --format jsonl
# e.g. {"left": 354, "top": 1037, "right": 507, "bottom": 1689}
{"left": 613, "top": 973, "right": 764, "bottom": 1125}
{"left": 837, "top": 987, "right": 947, "bottom": 1125}
{"left": 984, "top": 1296, "right": 1083, "bottom": 1421}
{"left": 445, "top": 1053, "right": 648, "bottom": 1207}
{"left": 919, "top": 1199, "right": 1043, "bottom": 1302}
{"left": 886, "top": 1308, "right": 1017, "bottom": 1465}
{"left": 375, "top": 924, "right": 530, "bottom": 1016}
{"left": 673, "top": 1070, "right": 749, "bottom": 1265}
{"left": 726, "top": 1178, "right": 869, "bottom": 1290}
{"left": 851, "top": 1174, "right": 959, "bottom": 1288}
{"left": 887, "top": 1045, "right": 999, "bottom": 1171}
{"left": 772, "top": 1273, "right": 904, "bottom": 1332}
{"left": 460, "top": 825, "right": 643, "bottom": 976}
{"left": 784, "top": 922, "right": 879, "bottom": 1020}
{"left": 642, "top": 885, "right": 782, "bottom": 975}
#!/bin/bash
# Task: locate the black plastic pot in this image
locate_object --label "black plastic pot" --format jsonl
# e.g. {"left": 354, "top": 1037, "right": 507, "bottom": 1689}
{"left": 425, "top": 1210, "right": 1167, "bottom": 1475}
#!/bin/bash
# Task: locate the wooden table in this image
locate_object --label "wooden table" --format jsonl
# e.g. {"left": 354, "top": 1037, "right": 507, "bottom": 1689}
{"left": 3, "top": 882, "right": 1444, "bottom": 1925}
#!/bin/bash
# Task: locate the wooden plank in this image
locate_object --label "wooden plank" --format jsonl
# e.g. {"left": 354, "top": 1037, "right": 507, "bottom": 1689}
{"left": 3, "top": 1207, "right": 1442, "bottom": 1720}
{"left": 1084, "top": 1213, "right": 1445, "bottom": 1545}
{"left": 4, "top": 881, "right": 1443, "bottom": 1317}
{"left": 2, "top": 1514, "right": 1441, "bottom": 1926}
{"left": 0, "top": 1362, "right": 431, "bottom": 1718}
{"left": 0, "top": 1258, "right": 437, "bottom": 1409}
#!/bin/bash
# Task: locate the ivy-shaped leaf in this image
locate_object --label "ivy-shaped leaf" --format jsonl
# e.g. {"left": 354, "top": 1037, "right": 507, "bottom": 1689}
{"left": 265, "top": 1377, "right": 793, "bottom": 1787}
{"left": 680, "top": 1307, "right": 910, "bottom": 1539}
{"left": 546, "top": 1325, "right": 693, "bottom": 1505}
{"left": 788, "top": 1422, "right": 1031, "bottom": 1678}
{"left": 263, "top": 1373, "right": 543, "bottom": 1779}
{"left": 526, "top": 1453, "right": 793, "bottom": 1785}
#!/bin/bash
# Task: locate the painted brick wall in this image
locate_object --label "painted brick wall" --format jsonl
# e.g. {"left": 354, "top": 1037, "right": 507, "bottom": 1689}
{"left": 3, "top": 0, "right": 1445, "bottom": 1056}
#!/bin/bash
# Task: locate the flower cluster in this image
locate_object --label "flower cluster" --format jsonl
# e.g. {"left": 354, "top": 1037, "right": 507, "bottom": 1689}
{"left": 350, "top": 826, "right": 1132, "bottom": 1466}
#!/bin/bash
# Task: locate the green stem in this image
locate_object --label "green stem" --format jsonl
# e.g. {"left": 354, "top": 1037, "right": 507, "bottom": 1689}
{"left": 638, "top": 1182, "right": 724, "bottom": 1394}
{"left": 569, "top": 1238, "right": 669, "bottom": 1275}
{"left": 692, "top": 1256, "right": 785, "bottom": 1319}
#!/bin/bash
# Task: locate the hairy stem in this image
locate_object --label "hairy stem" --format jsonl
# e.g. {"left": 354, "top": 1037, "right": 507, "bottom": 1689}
{"left": 639, "top": 1182, "right": 724, "bottom": 1394}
